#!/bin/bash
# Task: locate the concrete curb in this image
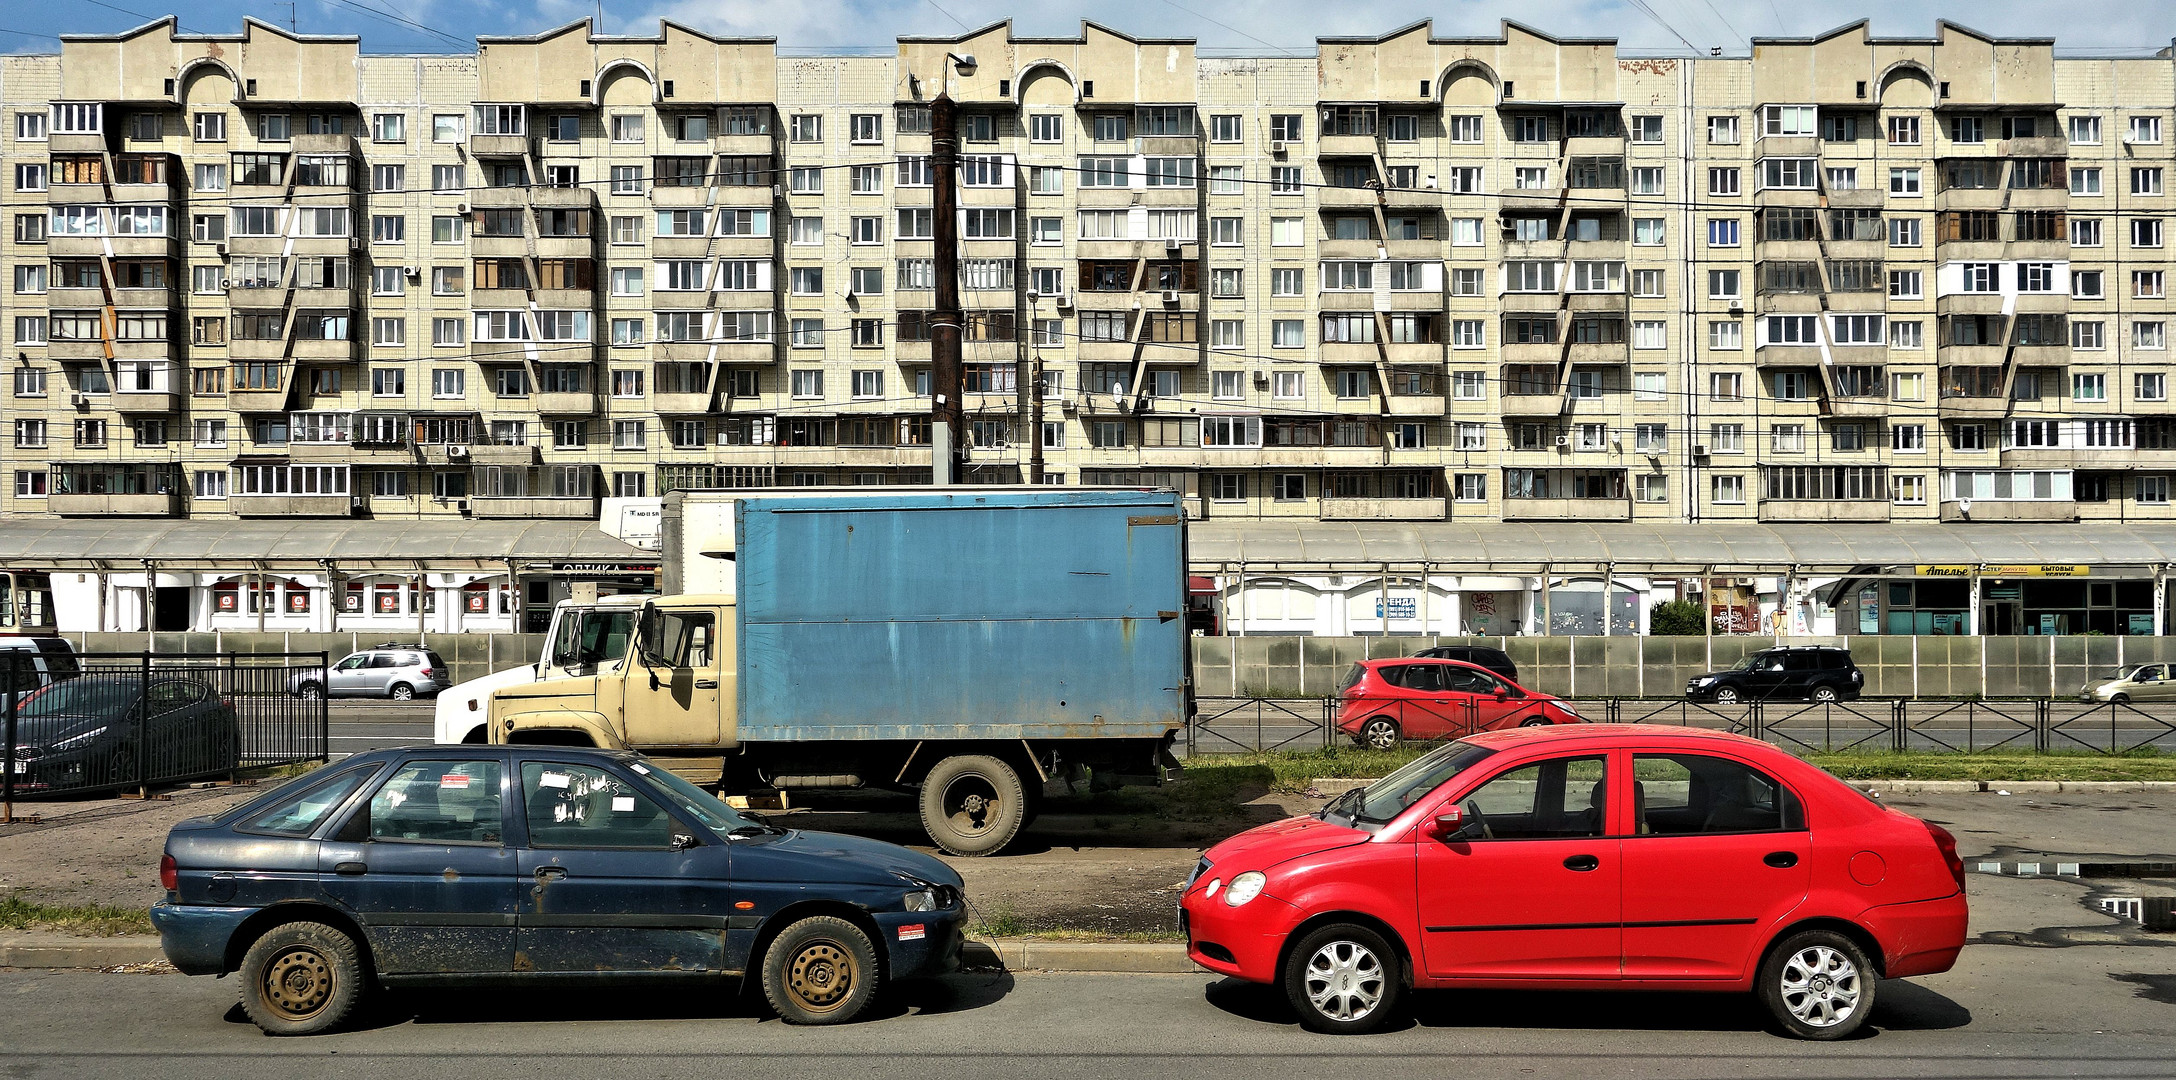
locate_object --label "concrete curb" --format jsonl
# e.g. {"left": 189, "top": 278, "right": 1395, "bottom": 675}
{"left": 0, "top": 935, "right": 1198, "bottom": 975}
{"left": 0, "top": 935, "right": 167, "bottom": 969}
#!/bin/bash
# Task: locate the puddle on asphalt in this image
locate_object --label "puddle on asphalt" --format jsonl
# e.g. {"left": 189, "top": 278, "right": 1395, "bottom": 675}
{"left": 2111, "top": 973, "right": 2176, "bottom": 1005}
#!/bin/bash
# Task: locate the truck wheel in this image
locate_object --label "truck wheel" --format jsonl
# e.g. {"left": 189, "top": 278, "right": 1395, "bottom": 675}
{"left": 237, "top": 920, "right": 369, "bottom": 1036}
{"left": 919, "top": 754, "right": 1027, "bottom": 856}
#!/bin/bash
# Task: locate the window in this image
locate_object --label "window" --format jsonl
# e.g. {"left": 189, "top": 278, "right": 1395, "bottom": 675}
{"left": 2135, "top": 168, "right": 2165, "bottom": 196}
{"left": 1890, "top": 167, "right": 1921, "bottom": 196}
{"left": 2140, "top": 373, "right": 2168, "bottom": 401}
{"left": 1708, "top": 168, "right": 1740, "bottom": 196}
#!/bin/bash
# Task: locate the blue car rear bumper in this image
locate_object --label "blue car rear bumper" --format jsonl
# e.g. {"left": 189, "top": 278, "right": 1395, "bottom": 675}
{"left": 149, "top": 902, "right": 254, "bottom": 976}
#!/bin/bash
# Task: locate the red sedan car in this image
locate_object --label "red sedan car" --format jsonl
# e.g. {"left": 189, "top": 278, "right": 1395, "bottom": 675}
{"left": 1337, "top": 658, "right": 1581, "bottom": 749}
{"left": 1181, "top": 725, "right": 1967, "bottom": 1038}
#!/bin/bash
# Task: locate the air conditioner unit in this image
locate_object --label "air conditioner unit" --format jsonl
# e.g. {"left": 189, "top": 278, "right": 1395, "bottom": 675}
{"left": 1165, "top": 237, "right": 1183, "bottom": 251}
{"left": 403, "top": 266, "right": 421, "bottom": 279}
{"left": 446, "top": 444, "right": 469, "bottom": 459}
{"left": 69, "top": 392, "right": 89, "bottom": 407}
{"left": 349, "top": 496, "right": 365, "bottom": 513}
{"left": 1728, "top": 301, "right": 1745, "bottom": 314}
{"left": 1059, "top": 395, "right": 1078, "bottom": 413}
{"left": 1161, "top": 289, "right": 1181, "bottom": 303}
{"left": 456, "top": 203, "right": 469, "bottom": 214}
{"left": 1553, "top": 434, "right": 1570, "bottom": 448}
{"left": 1252, "top": 370, "right": 1269, "bottom": 388}
{"left": 218, "top": 278, "right": 233, "bottom": 291}
{"left": 1691, "top": 443, "right": 1711, "bottom": 457}
{"left": 456, "top": 498, "right": 470, "bottom": 513}
{"left": 215, "top": 243, "right": 228, "bottom": 256}
{"left": 1269, "top": 140, "right": 1289, "bottom": 156}
{"left": 1055, "top": 289, "right": 1074, "bottom": 309}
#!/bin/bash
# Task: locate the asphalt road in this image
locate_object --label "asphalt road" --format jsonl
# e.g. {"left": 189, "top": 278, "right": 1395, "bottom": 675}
{"left": 326, "top": 701, "right": 438, "bottom": 758}
{"left": 3, "top": 923, "right": 2172, "bottom": 1080}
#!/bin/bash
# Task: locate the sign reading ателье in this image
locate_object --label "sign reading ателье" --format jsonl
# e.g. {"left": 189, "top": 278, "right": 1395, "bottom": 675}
{"left": 1913, "top": 565, "right": 2090, "bottom": 578}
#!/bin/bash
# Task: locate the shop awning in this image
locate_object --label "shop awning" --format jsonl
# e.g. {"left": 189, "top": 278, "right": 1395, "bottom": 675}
{"left": 0, "top": 520, "right": 652, "bottom": 574}
{"left": 1188, "top": 521, "right": 2176, "bottom": 575}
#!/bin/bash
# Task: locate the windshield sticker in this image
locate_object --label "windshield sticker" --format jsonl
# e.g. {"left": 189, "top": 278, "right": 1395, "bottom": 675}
{"left": 611, "top": 796, "right": 635, "bottom": 813}
{"left": 630, "top": 763, "right": 650, "bottom": 774}
{"left": 539, "top": 772, "right": 570, "bottom": 789}
{"left": 440, "top": 774, "right": 471, "bottom": 789}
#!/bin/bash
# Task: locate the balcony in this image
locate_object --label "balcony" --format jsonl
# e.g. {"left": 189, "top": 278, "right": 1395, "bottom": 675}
{"left": 1318, "top": 134, "right": 1379, "bottom": 158}
{"left": 1759, "top": 501, "right": 1890, "bottom": 523}
{"left": 653, "top": 390, "right": 714, "bottom": 413}
{"left": 2001, "top": 136, "right": 2069, "bottom": 157}
{"left": 231, "top": 493, "right": 352, "bottom": 517}
{"left": 1499, "top": 187, "right": 1567, "bottom": 212}
{"left": 1939, "top": 500, "right": 2076, "bottom": 523}
{"left": 418, "top": 442, "right": 534, "bottom": 466}
{"left": 46, "top": 183, "right": 108, "bottom": 206}
{"left": 47, "top": 491, "right": 183, "bottom": 516}
{"left": 1319, "top": 498, "right": 1446, "bottom": 521}
{"left": 292, "top": 133, "right": 358, "bottom": 156}
{"left": 1825, "top": 396, "right": 1889, "bottom": 418}
{"left": 1937, "top": 396, "right": 2008, "bottom": 419}
{"left": 469, "top": 496, "right": 595, "bottom": 519}
{"left": 1501, "top": 498, "right": 1631, "bottom": 522}
{"left": 1316, "top": 185, "right": 1380, "bottom": 210}
{"left": 1499, "top": 393, "right": 1565, "bottom": 418}
{"left": 469, "top": 133, "right": 529, "bottom": 158}
{"left": 228, "top": 386, "right": 292, "bottom": 413}
{"left": 112, "top": 389, "right": 179, "bottom": 413}
{"left": 531, "top": 391, "right": 599, "bottom": 414}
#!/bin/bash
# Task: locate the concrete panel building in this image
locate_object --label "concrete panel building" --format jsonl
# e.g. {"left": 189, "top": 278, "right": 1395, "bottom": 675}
{"left": 3, "top": 16, "right": 2174, "bottom": 634}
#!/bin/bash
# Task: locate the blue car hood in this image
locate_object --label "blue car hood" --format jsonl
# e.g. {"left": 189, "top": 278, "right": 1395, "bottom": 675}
{"left": 731, "top": 828, "right": 960, "bottom": 889}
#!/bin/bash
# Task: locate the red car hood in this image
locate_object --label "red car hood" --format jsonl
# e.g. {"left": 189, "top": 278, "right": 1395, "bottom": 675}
{"left": 1203, "top": 813, "right": 1372, "bottom": 871}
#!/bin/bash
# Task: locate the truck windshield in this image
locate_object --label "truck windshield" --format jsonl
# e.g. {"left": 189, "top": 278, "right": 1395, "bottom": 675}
{"left": 551, "top": 611, "right": 635, "bottom": 672}
{"left": 628, "top": 760, "right": 756, "bottom": 833}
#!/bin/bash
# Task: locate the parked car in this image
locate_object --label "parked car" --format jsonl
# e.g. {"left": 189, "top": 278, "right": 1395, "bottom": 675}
{"left": 1181, "top": 724, "right": 1968, "bottom": 1038}
{"left": 1336, "top": 658, "right": 1580, "bottom": 749}
{"left": 152, "top": 746, "right": 966, "bottom": 1034}
{"left": 2082, "top": 663, "right": 2176, "bottom": 703}
{"left": 1412, "top": 645, "right": 1518, "bottom": 683}
{"left": 291, "top": 645, "right": 450, "bottom": 700}
{"left": 9, "top": 674, "right": 237, "bottom": 793}
{"left": 1685, "top": 646, "right": 1863, "bottom": 704}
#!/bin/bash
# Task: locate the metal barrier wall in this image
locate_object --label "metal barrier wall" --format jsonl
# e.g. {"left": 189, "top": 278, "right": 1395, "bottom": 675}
{"left": 1189, "top": 696, "right": 2176, "bottom": 756}
{"left": 3, "top": 652, "right": 328, "bottom": 804}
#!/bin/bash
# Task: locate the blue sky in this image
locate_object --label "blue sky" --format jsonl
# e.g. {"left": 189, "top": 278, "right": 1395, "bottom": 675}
{"left": 4, "top": 0, "right": 2172, "bottom": 55}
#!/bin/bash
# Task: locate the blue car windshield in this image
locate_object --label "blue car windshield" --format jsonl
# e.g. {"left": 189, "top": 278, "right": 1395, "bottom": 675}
{"left": 628, "top": 760, "right": 755, "bottom": 833}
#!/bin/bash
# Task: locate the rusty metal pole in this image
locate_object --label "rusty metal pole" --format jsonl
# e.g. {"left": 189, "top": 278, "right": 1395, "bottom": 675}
{"left": 4, "top": 652, "right": 17, "bottom": 823}
{"left": 930, "top": 93, "right": 965, "bottom": 485}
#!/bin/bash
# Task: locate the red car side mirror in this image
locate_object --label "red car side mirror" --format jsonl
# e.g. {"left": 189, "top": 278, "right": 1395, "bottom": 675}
{"left": 1430, "top": 806, "right": 1465, "bottom": 836}
{"left": 1493, "top": 687, "right": 1510, "bottom": 700}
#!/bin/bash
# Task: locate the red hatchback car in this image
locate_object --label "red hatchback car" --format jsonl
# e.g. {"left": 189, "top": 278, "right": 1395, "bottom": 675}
{"left": 1337, "top": 658, "right": 1581, "bottom": 749}
{"left": 1181, "top": 725, "right": 1967, "bottom": 1039}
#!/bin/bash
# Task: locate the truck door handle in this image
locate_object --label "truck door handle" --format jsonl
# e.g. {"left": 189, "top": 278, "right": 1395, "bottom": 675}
{"left": 534, "top": 867, "right": 568, "bottom": 882}
{"left": 334, "top": 862, "right": 367, "bottom": 876}
{"left": 1562, "top": 854, "right": 1600, "bottom": 872}
{"left": 1764, "top": 851, "right": 1800, "bottom": 869}
{"left": 694, "top": 679, "right": 718, "bottom": 689}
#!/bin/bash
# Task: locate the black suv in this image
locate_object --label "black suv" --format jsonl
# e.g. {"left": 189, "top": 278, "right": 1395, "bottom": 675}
{"left": 1413, "top": 645, "right": 1518, "bottom": 683}
{"left": 1685, "top": 646, "right": 1863, "bottom": 704}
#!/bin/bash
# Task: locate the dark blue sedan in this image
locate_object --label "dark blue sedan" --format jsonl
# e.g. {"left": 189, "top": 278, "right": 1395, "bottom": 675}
{"left": 151, "top": 747, "right": 966, "bottom": 1034}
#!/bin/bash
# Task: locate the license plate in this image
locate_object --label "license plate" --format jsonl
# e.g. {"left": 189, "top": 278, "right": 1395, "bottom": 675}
{"left": 9, "top": 760, "right": 23, "bottom": 774}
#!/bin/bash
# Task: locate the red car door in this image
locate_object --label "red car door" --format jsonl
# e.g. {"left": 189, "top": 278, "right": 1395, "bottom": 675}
{"left": 1460, "top": 667, "right": 1530, "bottom": 730}
{"left": 1385, "top": 663, "right": 1468, "bottom": 740}
{"left": 1416, "top": 752, "right": 1621, "bottom": 980}
{"left": 1619, "top": 751, "right": 1812, "bottom": 980}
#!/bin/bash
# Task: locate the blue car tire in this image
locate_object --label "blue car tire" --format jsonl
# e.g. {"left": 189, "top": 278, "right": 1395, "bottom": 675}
{"left": 762, "top": 916, "right": 880, "bottom": 1025}
{"left": 238, "top": 920, "right": 368, "bottom": 1036}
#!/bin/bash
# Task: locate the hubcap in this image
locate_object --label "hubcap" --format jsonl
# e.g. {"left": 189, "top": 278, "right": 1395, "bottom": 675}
{"left": 1780, "top": 945, "right": 1862, "bottom": 1028}
{"left": 1303, "top": 939, "right": 1385, "bottom": 1023}
{"left": 261, "top": 947, "right": 333, "bottom": 1021}
{"left": 943, "top": 775, "right": 1001, "bottom": 837}
{"left": 788, "top": 941, "right": 855, "bottom": 1010}
{"left": 1365, "top": 723, "right": 1395, "bottom": 750}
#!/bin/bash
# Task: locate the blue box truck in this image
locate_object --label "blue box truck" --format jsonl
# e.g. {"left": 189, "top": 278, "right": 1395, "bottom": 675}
{"left": 489, "top": 488, "right": 1191, "bottom": 854}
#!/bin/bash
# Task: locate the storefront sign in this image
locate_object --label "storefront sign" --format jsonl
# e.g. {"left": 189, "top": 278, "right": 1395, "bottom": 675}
{"left": 1915, "top": 565, "right": 2090, "bottom": 578}
{"left": 1375, "top": 597, "right": 1416, "bottom": 620}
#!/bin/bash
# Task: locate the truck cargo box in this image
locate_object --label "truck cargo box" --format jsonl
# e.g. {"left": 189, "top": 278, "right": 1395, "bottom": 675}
{"left": 730, "top": 488, "right": 1188, "bottom": 743}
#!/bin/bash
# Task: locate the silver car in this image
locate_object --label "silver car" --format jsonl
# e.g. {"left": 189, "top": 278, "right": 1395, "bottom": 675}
{"left": 2082, "top": 663, "right": 2176, "bottom": 704}
{"left": 292, "top": 645, "right": 451, "bottom": 700}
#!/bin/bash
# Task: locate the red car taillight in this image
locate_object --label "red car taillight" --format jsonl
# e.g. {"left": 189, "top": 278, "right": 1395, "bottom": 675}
{"left": 1926, "top": 821, "right": 1965, "bottom": 892}
{"left": 158, "top": 854, "right": 178, "bottom": 892}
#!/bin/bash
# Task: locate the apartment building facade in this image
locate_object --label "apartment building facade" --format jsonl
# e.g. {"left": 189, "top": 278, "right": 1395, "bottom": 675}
{"left": 2, "top": 16, "right": 2173, "bottom": 534}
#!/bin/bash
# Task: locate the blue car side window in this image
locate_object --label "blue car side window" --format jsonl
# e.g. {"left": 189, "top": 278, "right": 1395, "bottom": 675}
{"left": 240, "top": 768, "right": 378, "bottom": 836}
{"left": 357, "top": 761, "right": 504, "bottom": 844}
{"left": 522, "top": 763, "right": 675, "bottom": 849}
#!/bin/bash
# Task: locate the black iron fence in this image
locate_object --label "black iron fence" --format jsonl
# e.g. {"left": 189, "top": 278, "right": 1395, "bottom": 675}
{"left": 3, "top": 651, "right": 328, "bottom": 803}
{"left": 1188, "top": 695, "right": 2176, "bottom": 756}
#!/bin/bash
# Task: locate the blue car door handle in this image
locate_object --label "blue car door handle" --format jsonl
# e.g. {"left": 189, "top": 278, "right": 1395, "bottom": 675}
{"left": 534, "top": 867, "right": 567, "bottom": 882}
{"left": 334, "top": 862, "right": 367, "bottom": 875}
